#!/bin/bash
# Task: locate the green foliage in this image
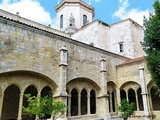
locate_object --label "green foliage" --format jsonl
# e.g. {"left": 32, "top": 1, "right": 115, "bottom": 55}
{"left": 118, "top": 99, "right": 135, "bottom": 119}
{"left": 22, "top": 93, "right": 68, "bottom": 120}
{"left": 142, "top": 0, "right": 160, "bottom": 91}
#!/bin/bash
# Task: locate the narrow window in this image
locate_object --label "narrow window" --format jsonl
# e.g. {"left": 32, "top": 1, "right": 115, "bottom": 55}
{"left": 83, "top": 15, "right": 87, "bottom": 26}
{"left": 119, "top": 42, "right": 123, "bottom": 52}
{"left": 60, "top": 15, "right": 63, "bottom": 29}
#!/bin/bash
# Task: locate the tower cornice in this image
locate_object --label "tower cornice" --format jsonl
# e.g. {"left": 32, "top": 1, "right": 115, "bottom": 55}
{"left": 55, "top": 0, "right": 94, "bottom": 17}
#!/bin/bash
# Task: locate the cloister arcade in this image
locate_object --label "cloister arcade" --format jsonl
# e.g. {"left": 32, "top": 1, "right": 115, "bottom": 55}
{"left": 120, "top": 81, "right": 160, "bottom": 112}
{"left": 0, "top": 71, "right": 57, "bottom": 120}
{"left": 66, "top": 78, "right": 100, "bottom": 118}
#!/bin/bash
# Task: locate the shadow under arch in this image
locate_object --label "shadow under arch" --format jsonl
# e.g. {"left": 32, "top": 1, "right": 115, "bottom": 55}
{"left": 147, "top": 80, "right": 154, "bottom": 90}
{"left": 107, "top": 81, "right": 116, "bottom": 92}
{"left": 2, "top": 85, "right": 20, "bottom": 120}
{"left": 120, "top": 81, "right": 140, "bottom": 91}
{"left": 67, "top": 77, "right": 101, "bottom": 92}
{"left": 0, "top": 70, "right": 58, "bottom": 88}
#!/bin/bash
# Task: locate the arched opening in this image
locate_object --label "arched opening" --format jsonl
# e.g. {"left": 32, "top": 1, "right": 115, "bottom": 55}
{"left": 71, "top": 88, "right": 78, "bottom": 116}
{"left": 128, "top": 89, "right": 137, "bottom": 110}
{"left": 22, "top": 85, "right": 37, "bottom": 120}
{"left": 60, "top": 15, "right": 63, "bottom": 29}
{"left": 150, "top": 87, "right": 160, "bottom": 110}
{"left": 83, "top": 14, "right": 87, "bottom": 26}
{"left": 90, "top": 89, "right": 96, "bottom": 114}
{"left": 81, "top": 89, "right": 87, "bottom": 115}
{"left": 112, "top": 91, "right": 116, "bottom": 112}
{"left": 137, "top": 88, "right": 144, "bottom": 111}
{"left": 2, "top": 85, "right": 20, "bottom": 120}
{"left": 108, "top": 91, "right": 111, "bottom": 112}
{"left": 120, "top": 90, "right": 126, "bottom": 100}
{"left": 41, "top": 86, "right": 52, "bottom": 119}
{"left": 41, "top": 86, "right": 52, "bottom": 97}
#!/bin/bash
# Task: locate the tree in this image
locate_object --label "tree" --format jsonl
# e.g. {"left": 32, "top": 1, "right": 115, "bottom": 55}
{"left": 22, "top": 93, "right": 67, "bottom": 120}
{"left": 118, "top": 99, "right": 135, "bottom": 120}
{"left": 142, "top": 0, "right": 160, "bottom": 93}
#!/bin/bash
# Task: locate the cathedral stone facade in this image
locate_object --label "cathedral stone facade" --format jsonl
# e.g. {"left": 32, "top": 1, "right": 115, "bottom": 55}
{"left": 0, "top": 0, "right": 160, "bottom": 120}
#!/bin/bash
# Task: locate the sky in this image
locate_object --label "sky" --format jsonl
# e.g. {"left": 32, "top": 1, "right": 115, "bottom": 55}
{"left": 0, "top": 0, "right": 154, "bottom": 28}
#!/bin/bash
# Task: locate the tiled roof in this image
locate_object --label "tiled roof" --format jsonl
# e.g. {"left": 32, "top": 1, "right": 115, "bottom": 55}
{"left": 117, "top": 56, "right": 145, "bottom": 66}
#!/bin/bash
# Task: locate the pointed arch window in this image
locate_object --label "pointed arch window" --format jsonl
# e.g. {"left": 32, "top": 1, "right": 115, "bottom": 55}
{"left": 60, "top": 15, "right": 63, "bottom": 29}
{"left": 83, "top": 15, "right": 87, "bottom": 26}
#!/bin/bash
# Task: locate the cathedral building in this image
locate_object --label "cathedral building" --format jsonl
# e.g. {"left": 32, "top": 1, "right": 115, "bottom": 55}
{"left": 0, "top": 0, "right": 160, "bottom": 120}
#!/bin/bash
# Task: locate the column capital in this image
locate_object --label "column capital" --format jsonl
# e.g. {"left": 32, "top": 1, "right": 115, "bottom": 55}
{"left": 138, "top": 66, "right": 144, "bottom": 70}
{"left": 60, "top": 45, "right": 68, "bottom": 51}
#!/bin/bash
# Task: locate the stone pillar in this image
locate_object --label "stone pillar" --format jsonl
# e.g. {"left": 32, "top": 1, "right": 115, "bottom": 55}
{"left": 87, "top": 93, "right": 90, "bottom": 115}
{"left": 135, "top": 92, "right": 139, "bottom": 111}
{"left": 17, "top": 93, "right": 23, "bottom": 120}
{"left": 0, "top": 94, "right": 4, "bottom": 120}
{"left": 109, "top": 93, "right": 113, "bottom": 113}
{"left": 98, "top": 57, "right": 110, "bottom": 120}
{"left": 54, "top": 45, "right": 68, "bottom": 120}
{"left": 78, "top": 94, "right": 81, "bottom": 116}
{"left": 126, "top": 91, "right": 129, "bottom": 101}
{"left": 59, "top": 46, "right": 68, "bottom": 95}
{"left": 36, "top": 93, "right": 41, "bottom": 120}
{"left": 114, "top": 92, "right": 117, "bottom": 112}
{"left": 68, "top": 95, "right": 71, "bottom": 116}
{"left": 138, "top": 66, "right": 150, "bottom": 120}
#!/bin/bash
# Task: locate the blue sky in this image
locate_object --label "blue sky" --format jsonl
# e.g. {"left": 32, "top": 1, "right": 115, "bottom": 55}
{"left": 0, "top": 0, "right": 154, "bottom": 28}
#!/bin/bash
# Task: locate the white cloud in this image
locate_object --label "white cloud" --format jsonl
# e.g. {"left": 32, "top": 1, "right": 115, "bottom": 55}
{"left": 113, "top": 0, "right": 150, "bottom": 26}
{"left": 0, "top": 0, "right": 56, "bottom": 27}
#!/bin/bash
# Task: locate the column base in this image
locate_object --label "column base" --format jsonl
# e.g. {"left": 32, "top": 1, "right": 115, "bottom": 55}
{"left": 103, "top": 113, "right": 111, "bottom": 120}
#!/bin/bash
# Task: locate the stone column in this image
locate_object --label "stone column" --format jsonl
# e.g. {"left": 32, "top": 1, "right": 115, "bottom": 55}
{"left": 0, "top": 94, "right": 4, "bottom": 120}
{"left": 87, "top": 93, "right": 90, "bottom": 115}
{"left": 109, "top": 93, "right": 113, "bottom": 113}
{"left": 68, "top": 95, "right": 71, "bottom": 116}
{"left": 17, "top": 93, "right": 23, "bottom": 120}
{"left": 36, "top": 93, "right": 41, "bottom": 120}
{"left": 138, "top": 66, "right": 150, "bottom": 120}
{"left": 78, "top": 94, "right": 81, "bottom": 116}
{"left": 126, "top": 91, "right": 129, "bottom": 101}
{"left": 114, "top": 92, "right": 117, "bottom": 112}
{"left": 98, "top": 57, "right": 110, "bottom": 120}
{"left": 135, "top": 92, "right": 139, "bottom": 111}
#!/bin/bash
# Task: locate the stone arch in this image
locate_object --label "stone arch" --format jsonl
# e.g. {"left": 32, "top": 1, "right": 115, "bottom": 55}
{"left": 0, "top": 70, "right": 58, "bottom": 89}
{"left": 128, "top": 88, "right": 137, "bottom": 110}
{"left": 90, "top": 89, "right": 96, "bottom": 114}
{"left": 150, "top": 87, "right": 160, "bottom": 110}
{"left": 40, "top": 86, "right": 52, "bottom": 119}
{"left": 71, "top": 88, "right": 78, "bottom": 116}
{"left": 67, "top": 77, "right": 101, "bottom": 91}
{"left": 22, "top": 85, "right": 38, "bottom": 120}
{"left": 81, "top": 89, "right": 87, "bottom": 115}
{"left": 120, "top": 81, "right": 140, "bottom": 91}
{"left": 41, "top": 86, "right": 52, "bottom": 97}
{"left": 137, "top": 87, "right": 144, "bottom": 111}
{"left": 2, "top": 84, "right": 20, "bottom": 120}
{"left": 67, "top": 78, "right": 100, "bottom": 116}
{"left": 107, "top": 81, "right": 117, "bottom": 113}
{"left": 120, "top": 89, "right": 126, "bottom": 100}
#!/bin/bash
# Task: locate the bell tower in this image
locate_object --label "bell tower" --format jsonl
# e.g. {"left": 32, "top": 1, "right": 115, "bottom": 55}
{"left": 55, "top": 0, "right": 94, "bottom": 33}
